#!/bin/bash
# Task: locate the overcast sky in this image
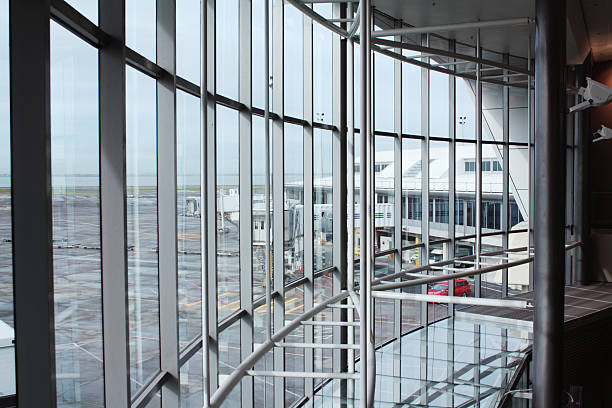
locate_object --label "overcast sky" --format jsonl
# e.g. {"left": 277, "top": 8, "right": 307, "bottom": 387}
{"left": 0, "top": 0, "right": 481, "bottom": 187}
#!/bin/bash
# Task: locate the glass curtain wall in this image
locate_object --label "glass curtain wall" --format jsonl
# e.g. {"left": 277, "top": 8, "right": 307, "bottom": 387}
{"left": 2, "top": 1, "right": 535, "bottom": 406}
{"left": 0, "top": 0, "right": 13, "bottom": 398}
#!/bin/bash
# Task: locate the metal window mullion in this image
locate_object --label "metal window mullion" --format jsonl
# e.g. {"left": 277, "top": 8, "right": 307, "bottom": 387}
{"left": 448, "top": 39, "right": 456, "bottom": 314}
{"left": 501, "top": 54, "right": 510, "bottom": 298}
{"left": 272, "top": 0, "right": 285, "bottom": 405}
{"left": 392, "top": 26, "right": 402, "bottom": 404}
{"left": 238, "top": 0, "right": 253, "bottom": 406}
{"left": 332, "top": 2, "right": 348, "bottom": 403}
{"left": 302, "top": 4, "right": 314, "bottom": 400}
{"left": 156, "top": 0, "right": 180, "bottom": 404}
{"left": 202, "top": 0, "right": 219, "bottom": 399}
{"left": 9, "top": 1, "right": 57, "bottom": 406}
{"left": 420, "top": 33, "right": 429, "bottom": 325}
{"left": 346, "top": 2, "right": 355, "bottom": 391}
{"left": 99, "top": 0, "right": 131, "bottom": 405}
{"left": 475, "top": 30, "right": 482, "bottom": 298}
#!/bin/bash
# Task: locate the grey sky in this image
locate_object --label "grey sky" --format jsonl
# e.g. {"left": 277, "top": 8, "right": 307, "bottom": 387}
{"left": 0, "top": 1, "right": 479, "bottom": 186}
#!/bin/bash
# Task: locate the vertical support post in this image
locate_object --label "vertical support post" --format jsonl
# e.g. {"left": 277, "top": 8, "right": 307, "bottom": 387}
{"left": 332, "top": 2, "right": 348, "bottom": 404}
{"left": 420, "top": 33, "right": 430, "bottom": 325}
{"left": 157, "top": 0, "right": 180, "bottom": 404}
{"left": 272, "top": 0, "right": 286, "bottom": 405}
{"left": 239, "top": 0, "right": 254, "bottom": 406}
{"left": 392, "top": 20, "right": 402, "bottom": 404}
{"left": 475, "top": 29, "right": 482, "bottom": 297}
{"left": 302, "top": 2, "right": 314, "bottom": 400}
{"left": 202, "top": 0, "right": 219, "bottom": 401}
{"left": 99, "top": 0, "right": 131, "bottom": 405}
{"left": 502, "top": 54, "right": 510, "bottom": 298}
{"left": 574, "top": 56, "right": 591, "bottom": 283}
{"left": 448, "top": 39, "right": 456, "bottom": 314}
{"left": 264, "top": 0, "right": 272, "bottom": 345}
{"left": 359, "top": 1, "right": 375, "bottom": 406}
{"left": 10, "top": 1, "right": 56, "bottom": 406}
{"left": 346, "top": 4, "right": 356, "bottom": 393}
{"left": 534, "top": 0, "right": 566, "bottom": 406}
{"left": 528, "top": 35, "right": 535, "bottom": 290}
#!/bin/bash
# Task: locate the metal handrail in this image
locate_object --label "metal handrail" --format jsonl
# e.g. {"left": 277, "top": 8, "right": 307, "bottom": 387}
{"left": 209, "top": 291, "right": 350, "bottom": 408}
{"left": 372, "top": 255, "right": 534, "bottom": 292}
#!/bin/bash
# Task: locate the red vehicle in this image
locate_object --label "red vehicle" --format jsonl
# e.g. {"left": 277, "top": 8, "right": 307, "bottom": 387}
{"left": 428, "top": 279, "right": 472, "bottom": 297}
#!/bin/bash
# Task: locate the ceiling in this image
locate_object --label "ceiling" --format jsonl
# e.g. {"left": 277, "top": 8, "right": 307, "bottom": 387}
{"left": 580, "top": 0, "right": 612, "bottom": 62}
{"left": 372, "top": 0, "right": 535, "bottom": 58}
{"left": 371, "top": 0, "right": 612, "bottom": 64}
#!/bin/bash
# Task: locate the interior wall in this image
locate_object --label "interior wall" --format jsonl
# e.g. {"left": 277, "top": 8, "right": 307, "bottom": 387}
{"left": 589, "top": 61, "right": 612, "bottom": 281}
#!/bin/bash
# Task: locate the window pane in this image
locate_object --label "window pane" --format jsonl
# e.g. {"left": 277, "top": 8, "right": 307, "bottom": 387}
{"left": 216, "top": 105, "right": 240, "bottom": 321}
{"left": 177, "top": 0, "right": 200, "bottom": 85}
{"left": 313, "top": 4, "right": 332, "bottom": 124}
{"left": 65, "top": 0, "right": 98, "bottom": 24}
{"left": 374, "top": 53, "right": 394, "bottom": 132}
{"left": 51, "top": 22, "right": 103, "bottom": 406}
{"left": 126, "top": 0, "right": 156, "bottom": 62}
{"left": 456, "top": 78, "right": 475, "bottom": 140}
{"left": 126, "top": 65, "right": 160, "bottom": 395}
{"left": 252, "top": 0, "right": 272, "bottom": 109}
{"left": 180, "top": 350, "right": 203, "bottom": 407}
{"left": 314, "top": 129, "right": 332, "bottom": 271}
{"left": 375, "top": 135, "right": 394, "bottom": 250}
{"left": 0, "top": 0, "right": 14, "bottom": 398}
{"left": 218, "top": 323, "right": 241, "bottom": 406}
{"left": 482, "top": 83, "right": 503, "bottom": 142}
{"left": 284, "top": 286, "right": 304, "bottom": 406}
{"left": 252, "top": 115, "right": 272, "bottom": 300}
{"left": 177, "top": 90, "right": 201, "bottom": 346}
{"left": 216, "top": 0, "right": 239, "bottom": 99}
{"left": 429, "top": 141, "right": 449, "bottom": 229}
{"left": 429, "top": 71, "right": 449, "bottom": 137}
{"left": 284, "top": 4, "right": 303, "bottom": 119}
{"left": 402, "top": 51, "right": 421, "bottom": 135}
{"left": 284, "top": 123, "right": 304, "bottom": 283}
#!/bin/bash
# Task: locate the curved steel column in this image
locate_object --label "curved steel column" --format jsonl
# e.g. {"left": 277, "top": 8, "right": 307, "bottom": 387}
{"left": 534, "top": 0, "right": 566, "bottom": 406}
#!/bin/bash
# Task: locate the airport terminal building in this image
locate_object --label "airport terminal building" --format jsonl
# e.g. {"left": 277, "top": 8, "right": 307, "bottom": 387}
{"left": 2, "top": 0, "right": 612, "bottom": 407}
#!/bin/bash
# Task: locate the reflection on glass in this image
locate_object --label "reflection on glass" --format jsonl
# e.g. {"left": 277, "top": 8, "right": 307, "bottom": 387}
{"left": 375, "top": 136, "right": 394, "bottom": 250}
{"left": 0, "top": 0, "right": 13, "bottom": 398}
{"left": 314, "top": 275, "right": 333, "bottom": 386}
{"left": 216, "top": 105, "right": 240, "bottom": 320}
{"left": 284, "top": 3, "right": 303, "bottom": 118}
{"left": 216, "top": 0, "right": 239, "bottom": 100}
{"left": 284, "top": 286, "right": 304, "bottom": 406}
{"left": 126, "top": 65, "right": 160, "bottom": 395}
{"left": 284, "top": 123, "right": 304, "bottom": 283}
{"left": 314, "top": 129, "right": 332, "bottom": 271}
{"left": 51, "top": 22, "right": 103, "bottom": 406}
{"left": 180, "top": 350, "right": 203, "bottom": 407}
{"left": 218, "top": 322, "right": 241, "bottom": 406}
{"left": 126, "top": 0, "right": 156, "bottom": 62}
{"left": 177, "top": 90, "right": 201, "bottom": 346}
{"left": 176, "top": 0, "right": 200, "bottom": 85}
